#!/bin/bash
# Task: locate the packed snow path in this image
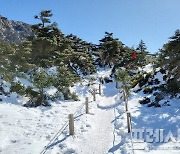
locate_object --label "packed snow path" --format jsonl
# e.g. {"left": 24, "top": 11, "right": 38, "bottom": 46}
{"left": 50, "top": 81, "right": 126, "bottom": 154}
{"left": 46, "top": 69, "right": 131, "bottom": 154}
{"left": 1, "top": 68, "right": 180, "bottom": 154}
{"left": 0, "top": 69, "right": 133, "bottom": 154}
{"left": 75, "top": 95, "right": 116, "bottom": 154}
{"left": 42, "top": 69, "right": 131, "bottom": 154}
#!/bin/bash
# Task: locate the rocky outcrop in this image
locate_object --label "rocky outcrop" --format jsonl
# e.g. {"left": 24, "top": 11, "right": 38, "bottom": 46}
{"left": 0, "top": 15, "right": 33, "bottom": 44}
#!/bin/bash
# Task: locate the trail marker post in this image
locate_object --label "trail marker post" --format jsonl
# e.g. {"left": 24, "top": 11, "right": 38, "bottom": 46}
{"left": 99, "top": 84, "right": 101, "bottom": 95}
{"left": 93, "top": 88, "right": 96, "bottom": 101}
{"left": 85, "top": 97, "right": 89, "bottom": 114}
{"left": 69, "top": 114, "right": 74, "bottom": 135}
{"left": 127, "top": 112, "right": 131, "bottom": 133}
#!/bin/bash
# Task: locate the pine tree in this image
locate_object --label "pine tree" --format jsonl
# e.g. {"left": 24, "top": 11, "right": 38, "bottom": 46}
{"left": 0, "top": 40, "right": 16, "bottom": 82}
{"left": 55, "top": 66, "right": 80, "bottom": 92}
{"left": 99, "top": 32, "right": 125, "bottom": 68}
{"left": 65, "top": 34, "right": 96, "bottom": 75}
{"left": 136, "top": 40, "right": 147, "bottom": 52}
{"left": 12, "top": 41, "right": 35, "bottom": 72}
{"left": 98, "top": 32, "right": 147, "bottom": 73}
{"left": 31, "top": 68, "right": 53, "bottom": 106}
{"left": 115, "top": 69, "right": 130, "bottom": 95}
{"left": 34, "top": 10, "right": 53, "bottom": 28}
{"left": 136, "top": 40, "right": 149, "bottom": 67}
{"left": 30, "top": 10, "right": 61, "bottom": 67}
{"left": 158, "top": 29, "right": 180, "bottom": 95}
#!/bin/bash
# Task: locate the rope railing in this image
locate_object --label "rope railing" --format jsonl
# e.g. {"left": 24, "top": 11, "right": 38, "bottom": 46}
{"left": 40, "top": 120, "right": 69, "bottom": 154}
{"left": 40, "top": 85, "right": 100, "bottom": 154}
{"left": 40, "top": 103, "right": 84, "bottom": 154}
{"left": 40, "top": 81, "right": 135, "bottom": 154}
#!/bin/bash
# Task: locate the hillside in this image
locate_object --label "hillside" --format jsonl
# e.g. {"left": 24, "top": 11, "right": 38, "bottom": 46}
{"left": 0, "top": 67, "right": 180, "bottom": 154}
{"left": 0, "top": 15, "right": 32, "bottom": 44}
{"left": 0, "top": 11, "right": 180, "bottom": 154}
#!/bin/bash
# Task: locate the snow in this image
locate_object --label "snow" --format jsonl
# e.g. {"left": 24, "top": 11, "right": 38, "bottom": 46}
{"left": 143, "top": 64, "right": 153, "bottom": 73}
{"left": 0, "top": 67, "right": 180, "bottom": 154}
{"left": 0, "top": 99, "right": 86, "bottom": 154}
{"left": 14, "top": 77, "right": 33, "bottom": 87}
{"left": 45, "top": 87, "right": 58, "bottom": 96}
{"left": 154, "top": 71, "right": 165, "bottom": 84}
{"left": 128, "top": 92, "right": 180, "bottom": 154}
{"left": 73, "top": 96, "right": 115, "bottom": 154}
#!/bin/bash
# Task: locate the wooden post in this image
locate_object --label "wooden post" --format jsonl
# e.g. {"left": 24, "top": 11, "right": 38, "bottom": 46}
{"left": 99, "top": 84, "right": 101, "bottom": 95}
{"left": 85, "top": 97, "right": 89, "bottom": 114}
{"left": 127, "top": 112, "right": 131, "bottom": 133}
{"left": 93, "top": 88, "right": 96, "bottom": 101}
{"left": 69, "top": 114, "right": 74, "bottom": 135}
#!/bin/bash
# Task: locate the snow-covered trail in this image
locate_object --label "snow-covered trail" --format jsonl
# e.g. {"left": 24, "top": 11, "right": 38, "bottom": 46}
{"left": 69, "top": 70, "right": 129, "bottom": 154}
{"left": 1, "top": 67, "right": 180, "bottom": 154}
{"left": 75, "top": 95, "right": 115, "bottom": 154}
{"left": 66, "top": 79, "right": 130, "bottom": 154}
{"left": 52, "top": 78, "right": 127, "bottom": 154}
{"left": 0, "top": 69, "right": 131, "bottom": 154}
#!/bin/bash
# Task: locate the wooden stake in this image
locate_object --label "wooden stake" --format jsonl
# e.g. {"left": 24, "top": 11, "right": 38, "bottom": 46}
{"left": 69, "top": 114, "right": 74, "bottom": 135}
{"left": 99, "top": 84, "right": 101, "bottom": 95}
{"left": 127, "top": 112, "right": 131, "bottom": 133}
{"left": 85, "top": 97, "right": 89, "bottom": 114}
{"left": 93, "top": 88, "right": 96, "bottom": 101}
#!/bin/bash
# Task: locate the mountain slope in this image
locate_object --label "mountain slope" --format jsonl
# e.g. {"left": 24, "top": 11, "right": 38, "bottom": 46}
{"left": 0, "top": 67, "right": 180, "bottom": 153}
{"left": 0, "top": 15, "right": 33, "bottom": 44}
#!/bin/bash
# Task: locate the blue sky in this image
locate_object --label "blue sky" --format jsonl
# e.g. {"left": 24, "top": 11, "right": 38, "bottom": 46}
{"left": 0, "top": 0, "right": 180, "bottom": 53}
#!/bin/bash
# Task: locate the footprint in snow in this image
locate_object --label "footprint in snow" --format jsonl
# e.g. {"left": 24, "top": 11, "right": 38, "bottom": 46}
{"left": 59, "top": 143, "right": 66, "bottom": 149}
{"left": 46, "top": 134, "right": 51, "bottom": 140}
{"left": 86, "top": 124, "right": 91, "bottom": 128}
{"left": 11, "top": 139, "right": 18, "bottom": 143}
{"left": 80, "top": 125, "right": 89, "bottom": 132}
{"left": 64, "top": 148, "right": 76, "bottom": 154}
{"left": 117, "top": 129, "right": 126, "bottom": 137}
{"left": 114, "top": 122, "right": 123, "bottom": 129}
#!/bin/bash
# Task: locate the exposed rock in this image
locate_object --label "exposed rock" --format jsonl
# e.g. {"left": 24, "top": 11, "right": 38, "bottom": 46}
{"left": 155, "top": 92, "right": 165, "bottom": 102}
{"left": 0, "top": 15, "right": 33, "bottom": 44}
{"left": 104, "top": 77, "right": 113, "bottom": 83}
{"left": 139, "top": 97, "right": 150, "bottom": 104}
{"left": 148, "top": 102, "right": 161, "bottom": 107}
